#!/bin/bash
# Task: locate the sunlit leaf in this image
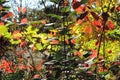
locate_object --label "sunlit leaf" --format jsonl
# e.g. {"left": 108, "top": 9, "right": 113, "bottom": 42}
{"left": 0, "top": 25, "right": 8, "bottom": 35}
{"left": 35, "top": 43, "right": 43, "bottom": 50}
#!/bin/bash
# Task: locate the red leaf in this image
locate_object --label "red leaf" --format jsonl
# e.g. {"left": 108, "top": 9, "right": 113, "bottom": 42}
{"left": 22, "top": 7, "right": 27, "bottom": 14}
{"left": 72, "top": 0, "right": 81, "bottom": 9}
{"left": 3, "top": 14, "right": 9, "bottom": 20}
{"left": 116, "top": 5, "right": 120, "bottom": 11}
{"left": 98, "top": 56, "right": 103, "bottom": 61}
{"left": 93, "top": 20, "right": 102, "bottom": 29}
{"left": 83, "top": 63, "right": 89, "bottom": 67}
{"left": 18, "top": 6, "right": 21, "bottom": 12}
{"left": 21, "top": 18, "right": 27, "bottom": 24}
{"left": 107, "top": 20, "right": 114, "bottom": 30}
{"left": 0, "top": 21, "right": 4, "bottom": 26}
{"left": 20, "top": 40, "right": 27, "bottom": 48}
{"left": 89, "top": 49, "right": 97, "bottom": 58}
{"left": 8, "top": 12, "right": 14, "bottom": 18}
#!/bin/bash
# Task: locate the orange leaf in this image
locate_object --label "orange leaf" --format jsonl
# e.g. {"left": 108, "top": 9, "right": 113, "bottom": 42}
{"left": 21, "top": 18, "right": 27, "bottom": 24}
{"left": 93, "top": 20, "right": 102, "bottom": 30}
{"left": 65, "top": 39, "right": 69, "bottom": 44}
{"left": 0, "top": 5, "right": 2, "bottom": 10}
{"left": 22, "top": 7, "right": 27, "bottom": 14}
{"left": 63, "top": 0, "right": 69, "bottom": 6}
{"left": 13, "top": 30, "right": 20, "bottom": 34}
{"left": 76, "top": 5, "right": 85, "bottom": 13}
{"left": 89, "top": 49, "right": 97, "bottom": 58}
{"left": 53, "top": 32, "right": 57, "bottom": 36}
{"left": 84, "top": 26, "right": 92, "bottom": 35}
{"left": 77, "top": 19, "right": 82, "bottom": 24}
{"left": 72, "top": 1, "right": 85, "bottom": 13}
{"left": 74, "top": 51, "right": 82, "bottom": 57}
{"left": 14, "top": 19, "right": 17, "bottom": 23}
{"left": 12, "top": 30, "right": 21, "bottom": 39}
{"left": 71, "top": 39, "right": 76, "bottom": 44}
{"left": 50, "top": 40, "right": 59, "bottom": 44}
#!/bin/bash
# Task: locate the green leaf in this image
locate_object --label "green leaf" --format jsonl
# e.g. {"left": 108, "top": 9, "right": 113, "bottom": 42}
{"left": 80, "top": 0, "right": 89, "bottom": 4}
{"left": 0, "top": 25, "right": 8, "bottom": 35}
{"left": 50, "top": 0, "right": 59, "bottom": 4}
{"left": 10, "top": 39, "right": 21, "bottom": 44}
{"left": 4, "top": 32, "right": 11, "bottom": 39}
{"left": 35, "top": 43, "right": 43, "bottom": 50}
{"left": 55, "top": 52, "right": 62, "bottom": 60}
{"left": 47, "top": 14, "right": 62, "bottom": 20}
{"left": 1, "top": 0, "right": 5, "bottom": 2}
{"left": 3, "top": 6, "right": 10, "bottom": 10}
{"left": 98, "top": 71, "right": 109, "bottom": 75}
{"left": 61, "top": 7, "right": 70, "bottom": 13}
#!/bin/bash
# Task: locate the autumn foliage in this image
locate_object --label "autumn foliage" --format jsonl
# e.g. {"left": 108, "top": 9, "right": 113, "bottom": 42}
{"left": 0, "top": 0, "right": 120, "bottom": 80}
